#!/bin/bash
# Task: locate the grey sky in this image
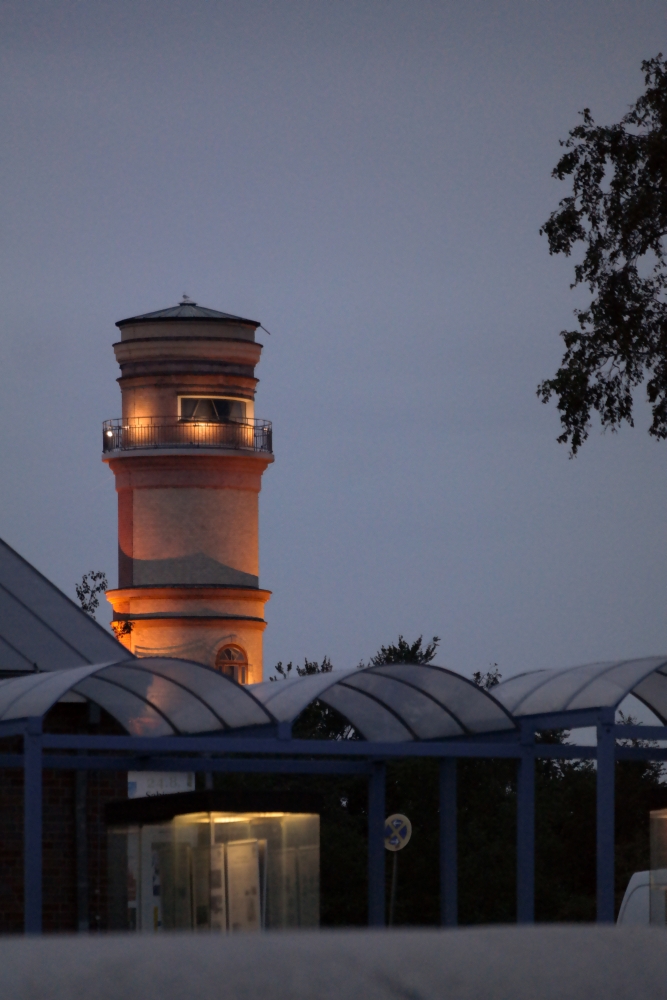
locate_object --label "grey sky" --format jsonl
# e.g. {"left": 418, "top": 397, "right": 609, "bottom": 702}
{"left": 2, "top": 0, "right": 667, "bottom": 681}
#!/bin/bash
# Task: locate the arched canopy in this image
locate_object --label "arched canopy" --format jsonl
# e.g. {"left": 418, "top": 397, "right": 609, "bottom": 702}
{"left": 0, "top": 660, "right": 516, "bottom": 742}
{"left": 0, "top": 658, "right": 273, "bottom": 735}
{"left": 493, "top": 656, "right": 667, "bottom": 722}
{"left": 249, "top": 663, "right": 516, "bottom": 742}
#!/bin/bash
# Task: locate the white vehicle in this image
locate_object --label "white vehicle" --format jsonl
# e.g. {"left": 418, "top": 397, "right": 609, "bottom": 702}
{"left": 617, "top": 870, "right": 667, "bottom": 925}
{"left": 617, "top": 871, "right": 650, "bottom": 924}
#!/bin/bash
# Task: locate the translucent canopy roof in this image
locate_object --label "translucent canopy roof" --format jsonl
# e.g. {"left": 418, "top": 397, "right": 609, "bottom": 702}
{"left": 0, "top": 660, "right": 516, "bottom": 741}
{"left": 249, "top": 663, "right": 516, "bottom": 742}
{"left": 0, "top": 538, "right": 126, "bottom": 673}
{"left": 0, "top": 659, "right": 273, "bottom": 735}
{"left": 3, "top": 655, "right": 667, "bottom": 739}
{"left": 493, "top": 657, "right": 667, "bottom": 722}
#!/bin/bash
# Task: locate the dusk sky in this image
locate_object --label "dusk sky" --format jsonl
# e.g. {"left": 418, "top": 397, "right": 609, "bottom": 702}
{"left": 2, "top": 0, "right": 667, "bottom": 681}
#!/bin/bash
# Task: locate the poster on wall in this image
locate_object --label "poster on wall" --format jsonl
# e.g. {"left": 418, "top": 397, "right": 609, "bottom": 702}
{"left": 128, "top": 771, "right": 194, "bottom": 798}
{"left": 150, "top": 847, "right": 164, "bottom": 931}
{"left": 209, "top": 844, "right": 227, "bottom": 932}
{"left": 227, "top": 839, "right": 260, "bottom": 932}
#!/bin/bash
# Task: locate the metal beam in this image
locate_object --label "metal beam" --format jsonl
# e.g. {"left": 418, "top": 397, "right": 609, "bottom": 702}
{"left": 617, "top": 746, "right": 667, "bottom": 761}
{"left": 75, "top": 770, "right": 88, "bottom": 932}
{"left": 0, "top": 755, "right": 22, "bottom": 767}
{"left": 439, "top": 758, "right": 457, "bottom": 926}
{"left": 596, "top": 711, "right": 616, "bottom": 923}
{"left": 37, "top": 756, "right": 373, "bottom": 775}
{"left": 613, "top": 725, "right": 667, "bottom": 741}
{"left": 41, "top": 733, "right": 524, "bottom": 758}
{"left": 23, "top": 719, "right": 42, "bottom": 935}
{"left": 0, "top": 720, "right": 35, "bottom": 739}
{"left": 367, "top": 761, "right": 386, "bottom": 927}
{"left": 0, "top": 744, "right": 602, "bottom": 767}
{"left": 513, "top": 709, "right": 601, "bottom": 731}
{"left": 533, "top": 745, "right": 596, "bottom": 760}
{"left": 516, "top": 727, "right": 535, "bottom": 924}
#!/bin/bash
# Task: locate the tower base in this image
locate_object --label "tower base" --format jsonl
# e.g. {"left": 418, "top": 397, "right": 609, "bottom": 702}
{"left": 106, "top": 585, "right": 270, "bottom": 684}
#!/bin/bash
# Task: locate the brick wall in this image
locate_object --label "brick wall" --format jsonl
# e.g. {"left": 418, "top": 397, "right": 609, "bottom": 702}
{"left": 0, "top": 704, "right": 127, "bottom": 934}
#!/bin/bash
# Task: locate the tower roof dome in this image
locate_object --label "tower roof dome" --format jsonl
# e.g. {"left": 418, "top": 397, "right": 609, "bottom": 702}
{"left": 116, "top": 299, "right": 259, "bottom": 327}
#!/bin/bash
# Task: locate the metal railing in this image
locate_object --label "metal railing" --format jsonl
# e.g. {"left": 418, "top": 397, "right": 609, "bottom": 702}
{"left": 102, "top": 417, "right": 272, "bottom": 454}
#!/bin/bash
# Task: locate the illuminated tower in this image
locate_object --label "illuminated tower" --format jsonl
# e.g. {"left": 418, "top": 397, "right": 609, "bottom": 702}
{"left": 103, "top": 299, "right": 273, "bottom": 683}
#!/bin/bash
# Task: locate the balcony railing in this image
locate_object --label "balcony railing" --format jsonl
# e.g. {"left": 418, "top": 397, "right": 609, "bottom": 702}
{"left": 102, "top": 417, "right": 272, "bottom": 455}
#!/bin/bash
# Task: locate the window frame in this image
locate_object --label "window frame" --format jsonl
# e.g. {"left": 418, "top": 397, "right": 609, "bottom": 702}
{"left": 215, "top": 645, "right": 249, "bottom": 685}
{"left": 178, "top": 395, "right": 253, "bottom": 423}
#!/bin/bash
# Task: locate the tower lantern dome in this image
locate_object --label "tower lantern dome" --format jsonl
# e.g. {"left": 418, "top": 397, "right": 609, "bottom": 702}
{"left": 103, "top": 300, "right": 273, "bottom": 682}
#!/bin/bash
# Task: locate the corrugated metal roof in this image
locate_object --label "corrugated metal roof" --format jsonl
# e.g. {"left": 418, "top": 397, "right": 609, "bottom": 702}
{"left": 0, "top": 538, "right": 127, "bottom": 673}
{"left": 116, "top": 301, "right": 259, "bottom": 327}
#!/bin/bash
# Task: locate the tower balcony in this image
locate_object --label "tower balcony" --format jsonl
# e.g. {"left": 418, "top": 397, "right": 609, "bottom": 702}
{"left": 102, "top": 417, "right": 273, "bottom": 455}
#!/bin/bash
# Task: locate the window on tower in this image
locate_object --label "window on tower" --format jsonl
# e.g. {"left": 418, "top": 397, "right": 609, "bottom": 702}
{"left": 179, "top": 397, "right": 247, "bottom": 423}
{"left": 215, "top": 645, "right": 248, "bottom": 684}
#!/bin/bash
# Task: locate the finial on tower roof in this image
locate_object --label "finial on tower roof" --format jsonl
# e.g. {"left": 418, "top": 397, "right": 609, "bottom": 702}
{"left": 180, "top": 294, "right": 196, "bottom": 305}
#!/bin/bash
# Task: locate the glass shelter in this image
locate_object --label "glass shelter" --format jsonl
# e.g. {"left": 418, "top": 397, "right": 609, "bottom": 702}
{"left": 107, "top": 792, "right": 320, "bottom": 933}
{"left": 650, "top": 809, "right": 667, "bottom": 925}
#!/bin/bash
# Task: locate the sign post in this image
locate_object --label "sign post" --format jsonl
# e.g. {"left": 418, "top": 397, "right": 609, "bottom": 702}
{"left": 384, "top": 813, "right": 412, "bottom": 926}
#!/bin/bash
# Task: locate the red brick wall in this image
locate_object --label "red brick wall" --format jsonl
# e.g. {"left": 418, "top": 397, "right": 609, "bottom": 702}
{"left": 0, "top": 747, "right": 24, "bottom": 933}
{"left": 0, "top": 704, "right": 127, "bottom": 934}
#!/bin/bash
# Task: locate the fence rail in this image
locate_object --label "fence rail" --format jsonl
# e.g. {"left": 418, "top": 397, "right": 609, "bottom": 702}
{"left": 103, "top": 418, "right": 272, "bottom": 454}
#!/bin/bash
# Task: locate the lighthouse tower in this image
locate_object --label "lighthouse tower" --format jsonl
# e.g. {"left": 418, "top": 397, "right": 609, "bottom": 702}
{"left": 103, "top": 299, "right": 273, "bottom": 683}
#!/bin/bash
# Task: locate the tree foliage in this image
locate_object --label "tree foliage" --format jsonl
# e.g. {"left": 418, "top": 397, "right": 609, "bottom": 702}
{"left": 271, "top": 656, "right": 334, "bottom": 680}
{"left": 472, "top": 663, "right": 501, "bottom": 690}
{"left": 75, "top": 570, "right": 107, "bottom": 619}
{"left": 364, "top": 634, "right": 440, "bottom": 667}
{"left": 111, "top": 620, "right": 134, "bottom": 640}
{"left": 539, "top": 55, "right": 667, "bottom": 453}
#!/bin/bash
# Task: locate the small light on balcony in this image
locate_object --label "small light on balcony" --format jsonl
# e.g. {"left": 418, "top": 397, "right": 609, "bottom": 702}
{"left": 106, "top": 430, "right": 113, "bottom": 438}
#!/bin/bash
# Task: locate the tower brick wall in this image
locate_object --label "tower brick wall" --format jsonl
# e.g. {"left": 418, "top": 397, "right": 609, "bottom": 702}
{"left": 104, "top": 301, "right": 273, "bottom": 682}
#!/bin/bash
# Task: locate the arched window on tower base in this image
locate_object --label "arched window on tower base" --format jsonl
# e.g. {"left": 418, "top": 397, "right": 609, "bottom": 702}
{"left": 215, "top": 645, "right": 248, "bottom": 684}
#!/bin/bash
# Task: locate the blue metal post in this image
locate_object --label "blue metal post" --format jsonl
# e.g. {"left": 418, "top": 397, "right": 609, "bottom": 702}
{"left": 24, "top": 718, "right": 43, "bottom": 934}
{"left": 516, "top": 726, "right": 535, "bottom": 923}
{"left": 368, "top": 760, "right": 386, "bottom": 926}
{"left": 439, "top": 757, "right": 457, "bottom": 926}
{"left": 596, "top": 710, "right": 616, "bottom": 923}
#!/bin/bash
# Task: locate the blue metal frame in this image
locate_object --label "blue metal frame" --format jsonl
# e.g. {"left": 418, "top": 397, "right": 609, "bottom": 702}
{"left": 9, "top": 708, "right": 667, "bottom": 933}
{"left": 596, "top": 710, "right": 616, "bottom": 923}
{"left": 368, "top": 761, "right": 386, "bottom": 926}
{"left": 516, "top": 724, "right": 535, "bottom": 924}
{"left": 439, "top": 758, "right": 457, "bottom": 926}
